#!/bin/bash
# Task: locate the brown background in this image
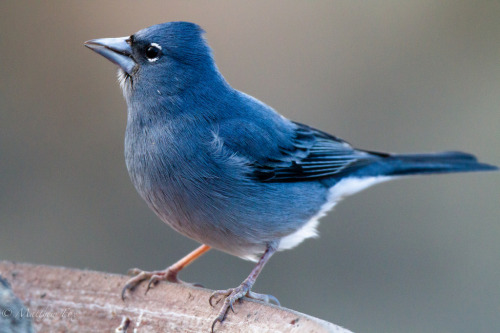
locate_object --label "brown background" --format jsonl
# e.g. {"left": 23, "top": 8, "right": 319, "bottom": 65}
{"left": 1, "top": 1, "right": 499, "bottom": 332}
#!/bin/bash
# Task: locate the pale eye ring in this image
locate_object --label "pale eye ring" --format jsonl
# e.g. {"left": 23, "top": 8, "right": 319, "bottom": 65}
{"left": 145, "top": 43, "right": 162, "bottom": 62}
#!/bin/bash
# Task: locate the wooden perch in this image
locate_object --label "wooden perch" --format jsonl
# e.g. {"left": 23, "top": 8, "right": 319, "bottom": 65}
{"left": 0, "top": 261, "right": 352, "bottom": 332}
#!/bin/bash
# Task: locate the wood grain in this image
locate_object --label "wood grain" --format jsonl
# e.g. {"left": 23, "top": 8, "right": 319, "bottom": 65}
{"left": 0, "top": 261, "right": 352, "bottom": 332}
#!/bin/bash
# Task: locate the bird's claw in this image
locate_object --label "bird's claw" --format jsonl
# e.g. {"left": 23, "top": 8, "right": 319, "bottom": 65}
{"left": 209, "top": 286, "right": 246, "bottom": 332}
{"left": 247, "top": 290, "right": 281, "bottom": 306}
{"left": 121, "top": 267, "right": 204, "bottom": 300}
{"left": 121, "top": 270, "right": 150, "bottom": 300}
{"left": 121, "top": 268, "right": 176, "bottom": 300}
{"left": 211, "top": 314, "right": 224, "bottom": 333}
{"left": 145, "top": 274, "right": 162, "bottom": 294}
{"left": 209, "top": 285, "right": 279, "bottom": 332}
{"left": 209, "top": 289, "right": 232, "bottom": 307}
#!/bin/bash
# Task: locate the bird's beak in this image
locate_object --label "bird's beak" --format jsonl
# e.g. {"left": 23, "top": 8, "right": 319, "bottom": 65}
{"left": 84, "top": 37, "right": 136, "bottom": 75}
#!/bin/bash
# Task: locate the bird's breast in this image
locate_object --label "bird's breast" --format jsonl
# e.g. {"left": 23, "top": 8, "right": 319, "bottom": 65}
{"left": 124, "top": 122, "right": 191, "bottom": 201}
{"left": 123, "top": 120, "right": 235, "bottom": 239}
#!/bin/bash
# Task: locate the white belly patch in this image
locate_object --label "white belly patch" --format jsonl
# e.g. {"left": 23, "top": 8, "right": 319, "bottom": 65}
{"left": 278, "top": 176, "right": 392, "bottom": 251}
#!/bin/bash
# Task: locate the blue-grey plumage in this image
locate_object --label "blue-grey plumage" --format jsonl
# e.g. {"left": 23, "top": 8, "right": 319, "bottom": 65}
{"left": 85, "top": 21, "right": 497, "bottom": 330}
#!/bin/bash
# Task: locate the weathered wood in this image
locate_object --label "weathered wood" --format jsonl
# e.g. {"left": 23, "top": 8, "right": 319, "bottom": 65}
{"left": 0, "top": 261, "right": 352, "bottom": 332}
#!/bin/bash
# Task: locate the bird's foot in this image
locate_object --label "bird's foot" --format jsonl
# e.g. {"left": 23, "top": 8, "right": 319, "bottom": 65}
{"left": 209, "top": 283, "right": 279, "bottom": 332}
{"left": 121, "top": 267, "right": 202, "bottom": 300}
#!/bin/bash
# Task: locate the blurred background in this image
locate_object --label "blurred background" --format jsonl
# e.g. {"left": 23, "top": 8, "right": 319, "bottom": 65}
{"left": 1, "top": 1, "right": 499, "bottom": 332}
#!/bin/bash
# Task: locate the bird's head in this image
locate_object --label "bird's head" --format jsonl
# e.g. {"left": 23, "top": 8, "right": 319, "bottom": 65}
{"left": 85, "top": 22, "right": 217, "bottom": 99}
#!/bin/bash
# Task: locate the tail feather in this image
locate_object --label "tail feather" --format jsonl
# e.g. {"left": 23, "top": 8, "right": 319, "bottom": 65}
{"left": 383, "top": 151, "right": 498, "bottom": 176}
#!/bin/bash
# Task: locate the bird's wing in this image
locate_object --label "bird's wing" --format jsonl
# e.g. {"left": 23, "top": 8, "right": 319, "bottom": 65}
{"left": 216, "top": 119, "right": 384, "bottom": 182}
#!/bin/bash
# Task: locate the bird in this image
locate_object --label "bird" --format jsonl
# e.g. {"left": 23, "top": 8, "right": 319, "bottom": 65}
{"left": 84, "top": 21, "right": 497, "bottom": 332}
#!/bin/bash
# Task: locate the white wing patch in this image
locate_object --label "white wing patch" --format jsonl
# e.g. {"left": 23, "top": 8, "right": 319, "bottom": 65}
{"left": 278, "top": 176, "right": 393, "bottom": 251}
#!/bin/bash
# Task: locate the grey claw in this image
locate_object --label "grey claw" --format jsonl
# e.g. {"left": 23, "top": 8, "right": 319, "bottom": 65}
{"left": 209, "top": 293, "right": 217, "bottom": 307}
{"left": 229, "top": 300, "right": 236, "bottom": 314}
{"left": 247, "top": 290, "right": 280, "bottom": 305}
{"left": 268, "top": 294, "right": 280, "bottom": 306}
{"left": 121, "top": 286, "right": 128, "bottom": 301}
{"left": 211, "top": 317, "right": 222, "bottom": 333}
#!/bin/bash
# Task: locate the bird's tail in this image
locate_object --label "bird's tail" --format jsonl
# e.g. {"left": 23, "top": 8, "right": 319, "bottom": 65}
{"left": 380, "top": 151, "right": 497, "bottom": 177}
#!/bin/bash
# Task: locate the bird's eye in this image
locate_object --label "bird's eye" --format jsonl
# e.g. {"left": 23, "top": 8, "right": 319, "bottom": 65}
{"left": 145, "top": 43, "right": 162, "bottom": 62}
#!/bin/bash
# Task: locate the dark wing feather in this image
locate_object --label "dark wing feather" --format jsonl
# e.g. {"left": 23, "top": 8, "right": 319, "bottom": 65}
{"left": 252, "top": 122, "right": 385, "bottom": 182}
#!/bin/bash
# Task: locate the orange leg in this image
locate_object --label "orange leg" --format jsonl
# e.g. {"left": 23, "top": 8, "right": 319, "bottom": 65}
{"left": 166, "top": 244, "right": 211, "bottom": 277}
{"left": 122, "top": 244, "right": 211, "bottom": 300}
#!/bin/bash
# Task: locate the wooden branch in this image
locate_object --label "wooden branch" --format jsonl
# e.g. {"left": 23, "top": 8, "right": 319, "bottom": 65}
{"left": 0, "top": 261, "right": 353, "bottom": 332}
